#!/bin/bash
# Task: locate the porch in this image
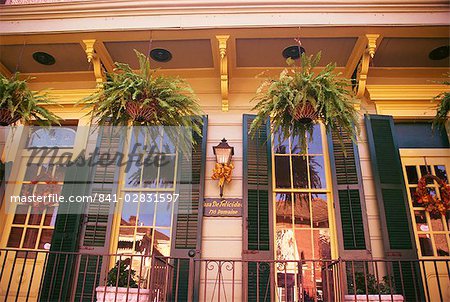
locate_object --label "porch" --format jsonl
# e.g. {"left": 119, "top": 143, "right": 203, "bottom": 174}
{"left": 0, "top": 249, "right": 448, "bottom": 302}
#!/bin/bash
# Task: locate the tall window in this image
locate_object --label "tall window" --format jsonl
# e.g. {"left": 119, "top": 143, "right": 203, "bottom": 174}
{"left": 7, "top": 164, "right": 63, "bottom": 251}
{"left": 6, "top": 124, "right": 77, "bottom": 252}
{"left": 117, "top": 129, "right": 178, "bottom": 260}
{"left": 273, "top": 124, "right": 332, "bottom": 301}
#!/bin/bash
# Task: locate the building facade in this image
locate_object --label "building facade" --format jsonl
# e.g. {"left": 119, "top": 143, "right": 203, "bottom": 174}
{"left": 0, "top": 1, "right": 449, "bottom": 301}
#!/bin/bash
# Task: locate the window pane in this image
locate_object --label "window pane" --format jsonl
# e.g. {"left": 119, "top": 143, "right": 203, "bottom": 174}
{"left": 125, "top": 162, "right": 141, "bottom": 188}
{"left": 7, "top": 227, "right": 24, "bottom": 248}
{"left": 419, "top": 166, "right": 433, "bottom": 184}
{"left": 144, "top": 130, "right": 161, "bottom": 153}
{"left": 38, "top": 229, "right": 53, "bottom": 250}
{"left": 27, "top": 127, "right": 76, "bottom": 148}
{"left": 275, "top": 156, "right": 291, "bottom": 188}
{"left": 307, "top": 124, "right": 323, "bottom": 155}
{"left": 135, "top": 227, "right": 152, "bottom": 255}
{"left": 294, "top": 229, "right": 313, "bottom": 260}
{"left": 23, "top": 228, "right": 39, "bottom": 249}
{"left": 292, "top": 156, "right": 307, "bottom": 188}
{"left": 274, "top": 133, "right": 289, "bottom": 154}
{"left": 410, "top": 188, "right": 421, "bottom": 207}
{"left": 430, "top": 215, "right": 444, "bottom": 231}
{"left": 276, "top": 229, "right": 298, "bottom": 260}
{"left": 129, "top": 128, "right": 146, "bottom": 153}
{"left": 21, "top": 184, "right": 35, "bottom": 196}
{"left": 121, "top": 195, "right": 138, "bottom": 226}
{"left": 309, "top": 156, "right": 326, "bottom": 189}
{"left": 313, "top": 229, "right": 331, "bottom": 259}
{"left": 158, "top": 155, "right": 176, "bottom": 188}
{"left": 162, "top": 131, "right": 176, "bottom": 154}
{"left": 415, "top": 211, "right": 428, "bottom": 232}
{"left": 434, "top": 165, "right": 448, "bottom": 183}
{"left": 293, "top": 193, "right": 310, "bottom": 228}
{"left": 142, "top": 156, "right": 158, "bottom": 188}
{"left": 117, "top": 227, "right": 135, "bottom": 253}
{"left": 405, "top": 166, "right": 419, "bottom": 184}
{"left": 418, "top": 234, "right": 434, "bottom": 256}
{"left": 24, "top": 164, "right": 40, "bottom": 181}
{"left": 44, "top": 207, "right": 57, "bottom": 226}
{"left": 54, "top": 165, "right": 66, "bottom": 182}
{"left": 28, "top": 207, "right": 42, "bottom": 225}
{"left": 155, "top": 202, "right": 173, "bottom": 227}
{"left": 138, "top": 199, "right": 155, "bottom": 226}
{"left": 434, "top": 234, "right": 449, "bottom": 256}
{"left": 291, "top": 134, "right": 306, "bottom": 154}
{"left": 312, "top": 194, "right": 328, "bottom": 228}
{"left": 154, "top": 228, "right": 171, "bottom": 257}
{"left": 13, "top": 205, "right": 29, "bottom": 224}
{"left": 275, "top": 193, "right": 292, "bottom": 226}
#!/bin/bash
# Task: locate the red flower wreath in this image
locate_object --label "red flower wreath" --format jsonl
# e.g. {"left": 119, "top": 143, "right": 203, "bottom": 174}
{"left": 415, "top": 174, "right": 450, "bottom": 218}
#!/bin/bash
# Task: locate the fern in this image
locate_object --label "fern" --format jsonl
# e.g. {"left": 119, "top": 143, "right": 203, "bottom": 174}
{"left": 250, "top": 52, "right": 359, "bottom": 153}
{"left": 0, "top": 73, "right": 60, "bottom": 125}
{"left": 81, "top": 50, "right": 203, "bottom": 152}
{"left": 433, "top": 74, "right": 450, "bottom": 129}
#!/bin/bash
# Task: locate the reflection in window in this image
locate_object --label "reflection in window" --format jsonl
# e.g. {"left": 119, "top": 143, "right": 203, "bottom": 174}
{"left": 405, "top": 163, "right": 450, "bottom": 257}
{"left": 293, "top": 193, "right": 310, "bottom": 227}
{"left": 273, "top": 124, "right": 331, "bottom": 301}
{"left": 418, "top": 234, "right": 434, "bottom": 256}
{"left": 117, "top": 127, "right": 178, "bottom": 287}
{"left": 276, "top": 193, "right": 292, "bottom": 225}
{"left": 275, "top": 156, "right": 291, "bottom": 188}
{"left": 7, "top": 163, "right": 64, "bottom": 251}
{"left": 27, "top": 126, "right": 77, "bottom": 148}
{"left": 292, "top": 156, "right": 308, "bottom": 188}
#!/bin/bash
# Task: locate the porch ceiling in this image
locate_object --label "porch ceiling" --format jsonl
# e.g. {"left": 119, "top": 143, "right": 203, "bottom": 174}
{"left": 0, "top": 26, "right": 448, "bottom": 84}
{"left": 373, "top": 37, "right": 450, "bottom": 67}
{"left": 0, "top": 42, "right": 90, "bottom": 73}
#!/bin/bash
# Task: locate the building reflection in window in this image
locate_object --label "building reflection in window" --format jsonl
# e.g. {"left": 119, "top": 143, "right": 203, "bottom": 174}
{"left": 273, "top": 125, "right": 331, "bottom": 302}
{"left": 117, "top": 127, "right": 177, "bottom": 287}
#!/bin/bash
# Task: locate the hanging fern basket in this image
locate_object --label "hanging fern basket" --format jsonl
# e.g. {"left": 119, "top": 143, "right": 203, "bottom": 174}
{"left": 0, "top": 108, "right": 21, "bottom": 126}
{"left": 291, "top": 101, "right": 319, "bottom": 124}
{"left": 124, "top": 100, "right": 158, "bottom": 123}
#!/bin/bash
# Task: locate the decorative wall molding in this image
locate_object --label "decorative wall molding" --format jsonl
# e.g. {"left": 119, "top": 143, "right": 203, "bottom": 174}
{"left": 367, "top": 84, "right": 449, "bottom": 101}
{"left": 373, "top": 100, "right": 439, "bottom": 117}
{"left": 45, "top": 89, "right": 95, "bottom": 104}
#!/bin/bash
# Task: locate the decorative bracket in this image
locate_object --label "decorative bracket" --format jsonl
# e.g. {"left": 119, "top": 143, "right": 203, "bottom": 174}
{"left": 216, "top": 35, "right": 230, "bottom": 112}
{"left": 82, "top": 39, "right": 104, "bottom": 89}
{"left": 356, "top": 34, "right": 380, "bottom": 98}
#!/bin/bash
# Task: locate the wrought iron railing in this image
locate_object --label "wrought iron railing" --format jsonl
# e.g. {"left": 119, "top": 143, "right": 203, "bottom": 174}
{"left": 0, "top": 248, "right": 448, "bottom": 302}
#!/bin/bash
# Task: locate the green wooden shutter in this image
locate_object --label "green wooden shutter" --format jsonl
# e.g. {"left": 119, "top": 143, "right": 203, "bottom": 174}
{"left": 73, "top": 126, "right": 124, "bottom": 302}
{"left": 328, "top": 129, "right": 369, "bottom": 252}
{"left": 243, "top": 114, "right": 273, "bottom": 302}
{"left": 171, "top": 116, "right": 207, "bottom": 301}
{"left": 40, "top": 160, "right": 90, "bottom": 302}
{"left": 365, "top": 114, "right": 423, "bottom": 301}
{"left": 365, "top": 114, "right": 415, "bottom": 254}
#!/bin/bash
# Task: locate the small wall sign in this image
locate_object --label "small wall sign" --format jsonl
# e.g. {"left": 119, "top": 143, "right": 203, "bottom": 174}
{"left": 203, "top": 198, "right": 242, "bottom": 217}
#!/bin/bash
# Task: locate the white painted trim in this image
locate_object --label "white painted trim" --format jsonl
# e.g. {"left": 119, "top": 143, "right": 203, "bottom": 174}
{"left": 1, "top": 11, "right": 449, "bottom": 34}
